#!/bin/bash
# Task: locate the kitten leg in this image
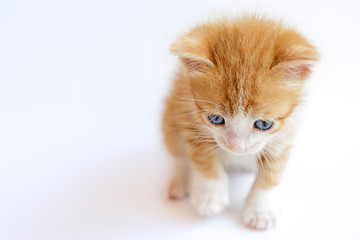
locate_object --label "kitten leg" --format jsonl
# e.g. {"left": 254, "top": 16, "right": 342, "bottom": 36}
{"left": 168, "top": 158, "right": 189, "bottom": 200}
{"left": 242, "top": 184, "right": 282, "bottom": 230}
{"left": 242, "top": 149, "right": 287, "bottom": 230}
{"left": 189, "top": 145, "right": 229, "bottom": 216}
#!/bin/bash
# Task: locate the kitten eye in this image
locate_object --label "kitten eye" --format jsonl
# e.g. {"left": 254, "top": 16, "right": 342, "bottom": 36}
{"left": 254, "top": 120, "right": 273, "bottom": 130}
{"left": 208, "top": 114, "right": 225, "bottom": 125}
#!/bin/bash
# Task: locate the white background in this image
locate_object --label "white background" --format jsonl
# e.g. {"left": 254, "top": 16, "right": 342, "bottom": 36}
{"left": 1, "top": 0, "right": 360, "bottom": 239}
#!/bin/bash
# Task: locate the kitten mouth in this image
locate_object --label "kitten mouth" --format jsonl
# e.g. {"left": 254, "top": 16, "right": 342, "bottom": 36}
{"left": 218, "top": 141, "right": 261, "bottom": 155}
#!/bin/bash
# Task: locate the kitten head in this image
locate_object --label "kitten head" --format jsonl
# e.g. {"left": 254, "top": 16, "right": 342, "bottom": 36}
{"left": 171, "top": 16, "right": 319, "bottom": 154}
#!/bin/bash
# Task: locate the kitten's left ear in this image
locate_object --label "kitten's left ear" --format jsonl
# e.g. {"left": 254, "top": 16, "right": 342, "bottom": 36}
{"left": 271, "top": 45, "right": 319, "bottom": 82}
{"left": 271, "top": 59, "right": 317, "bottom": 81}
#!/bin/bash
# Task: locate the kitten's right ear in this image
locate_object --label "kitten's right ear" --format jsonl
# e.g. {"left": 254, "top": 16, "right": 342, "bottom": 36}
{"left": 170, "top": 36, "right": 214, "bottom": 72}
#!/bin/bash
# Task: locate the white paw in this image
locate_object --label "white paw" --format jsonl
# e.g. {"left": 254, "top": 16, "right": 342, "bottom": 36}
{"left": 242, "top": 207, "right": 281, "bottom": 230}
{"left": 242, "top": 187, "right": 282, "bottom": 230}
{"left": 190, "top": 173, "right": 229, "bottom": 216}
{"left": 191, "top": 189, "right": 229, "bottom": 216}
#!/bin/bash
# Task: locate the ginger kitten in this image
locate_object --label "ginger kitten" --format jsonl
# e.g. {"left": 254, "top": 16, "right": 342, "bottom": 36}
{"left": 162, "top": 16, "right": 319, "bottom": 230}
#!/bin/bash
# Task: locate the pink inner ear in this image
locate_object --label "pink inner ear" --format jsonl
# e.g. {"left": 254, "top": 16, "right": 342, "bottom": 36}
{"left": 287, "top": 63, "right": 312, "bottom": 79}
{"left": 183, "top": 57, "right": 204, "bottom": 71}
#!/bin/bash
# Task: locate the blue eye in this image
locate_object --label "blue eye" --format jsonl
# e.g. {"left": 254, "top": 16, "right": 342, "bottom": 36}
{"left": 208, "top": 115, "right": 225, "bottom": 125}
{"left": 254, "top": 120, "right": 273, "bottom": 130}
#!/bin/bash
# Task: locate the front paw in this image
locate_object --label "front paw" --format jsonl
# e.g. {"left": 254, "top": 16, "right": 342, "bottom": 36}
{"left": 242, "top": 188, "right": 282, "bottom": 230}
{"left": 191, "top": 190, "right": 229, "bottom": 216}
{"left": 168, "top": 176, "right": 188, "bottom": 200}
{"left": 242, "top": 207, "right": 281, "bottom": 230}
{"left": 190, "top": 178, "right": 229, "bottom": 216}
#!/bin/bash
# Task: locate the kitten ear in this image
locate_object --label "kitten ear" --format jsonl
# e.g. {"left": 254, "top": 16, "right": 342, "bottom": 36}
{"left": 170, "top": 37, "right": 214, "bottom": 72}
{"left": 272, "top": 44, "right": 319, "bottom": 83}
{"left": 271, "top": 59, "right": 316, "bottom": 81}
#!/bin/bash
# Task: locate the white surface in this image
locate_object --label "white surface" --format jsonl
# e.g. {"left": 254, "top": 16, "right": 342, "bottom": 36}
{"left": 1, "top": 0, "right": 360, "bottom": 239}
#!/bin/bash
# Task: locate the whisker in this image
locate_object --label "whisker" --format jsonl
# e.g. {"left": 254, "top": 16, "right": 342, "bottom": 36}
{"left": 262, "top": 149, "right": 272, "bottom": 169}
{"left": 170, "top": 94, "right": 225, "bottom": 109}
{"left": 164, "top": 108, "right": 216, "bottom": 118}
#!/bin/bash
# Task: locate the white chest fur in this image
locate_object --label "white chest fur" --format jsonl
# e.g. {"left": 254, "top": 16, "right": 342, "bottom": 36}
{"left": 220, "top": 151, "right": 258, "bottom": 173}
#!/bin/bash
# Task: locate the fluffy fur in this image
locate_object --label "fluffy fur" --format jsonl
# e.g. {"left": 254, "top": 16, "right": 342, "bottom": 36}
{"left": 162, "top": 16, "right": 319, "bottom": 230}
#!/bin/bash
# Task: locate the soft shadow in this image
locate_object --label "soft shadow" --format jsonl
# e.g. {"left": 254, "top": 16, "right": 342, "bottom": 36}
{"left": 44, "top": 148, "right": 202, "bottom": 239}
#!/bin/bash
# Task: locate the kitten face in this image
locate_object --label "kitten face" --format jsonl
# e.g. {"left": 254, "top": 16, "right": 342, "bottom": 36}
{"left": 208, "top": 113, "right": 274, "bottom": 154}
{"left": 187, "top": 60, "right": 302, "bottom": 154}
{"left": 192, "top": 77, "right": 296, "bottom": 154}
